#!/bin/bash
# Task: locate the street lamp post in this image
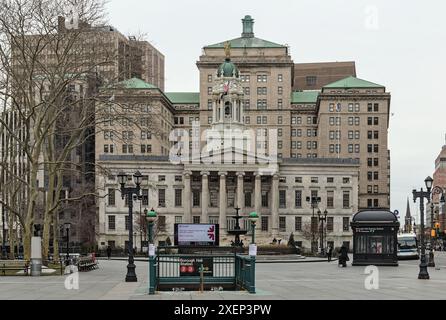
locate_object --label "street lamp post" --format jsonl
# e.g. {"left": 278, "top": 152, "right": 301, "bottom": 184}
{"left": 145, "top": 209, "right": 157, "bottom": 244}
{"left": 428, "top": 186, "right": 445, "bottom": 267}
{"left": 413, "top": 176, "right": 434, "bottom": 280}
{"left": 249, "top": 212, "right": 259, "bottom": 244}
{"left": 318, "top": 210, "right": 328, "bottom": 256}
{"left": 118, "top": 171, "right": 143, "bottom": 283}
{"left": 306, "top": 196, "right": 321, "bottom": 253}
{"left": 64, "top": 222, "right": 71, "bottom": 266}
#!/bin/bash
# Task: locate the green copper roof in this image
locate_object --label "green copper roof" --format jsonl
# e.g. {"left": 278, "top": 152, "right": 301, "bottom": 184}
{"left": 292, "top": 91, "right": 320, "bottom": 104}
{"left": 113, "top": 78, "right": 158, "bottom": 89}
{"left": 218, "top": 58, "right": 239, "bottom": 77}
{"left": 206, "top": 37, "right": 286, "bottom": 49}
{"left": 324, "top": 76, "right": 384, "bottom": 89}
{"left": 165, "top": 92, "right": 200, "bottom": 104}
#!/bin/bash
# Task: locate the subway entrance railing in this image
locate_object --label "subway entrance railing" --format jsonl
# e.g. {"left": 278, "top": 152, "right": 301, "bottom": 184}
{"left": 148, "top": 247, "right": 255, "bottom": 294}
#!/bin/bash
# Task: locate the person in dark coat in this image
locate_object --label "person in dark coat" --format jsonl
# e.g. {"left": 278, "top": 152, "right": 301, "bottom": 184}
{"left": 106, "top": 246, "right": 112, "bottom": 260}
{"left": 327, "top": 246, "right": 334, "bottom": 262}
{"left": 338, "top": 245, "right": 349, "bottom": 267}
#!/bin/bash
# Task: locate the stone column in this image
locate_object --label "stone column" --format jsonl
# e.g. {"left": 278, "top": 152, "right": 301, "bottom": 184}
{"left": 271, "top": 174, "right": 280, "bottom": 237}
{"left": 254, "top": 173, "right": 262, "bottom": 215}
{"left": 219, "top": 172, "right": 228, "bottom": 233}
{"left": 220, "top": 101, "right": 225, "bottom": 122}
{"left": 201, "top": 172, "right": 210, "bottom": 224}
{"left": 236, "top": 172, "right": 245, "bottom": 212}
{"left": 184, "top": 171, "right": 192, "bottom": 223}
{"left": 213, "top": 101, "right": 217, "bottom": 123}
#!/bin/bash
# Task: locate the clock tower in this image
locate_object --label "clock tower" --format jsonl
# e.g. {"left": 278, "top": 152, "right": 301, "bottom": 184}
{"left": 210, "top": 45, "right": 245, "bottom": 131}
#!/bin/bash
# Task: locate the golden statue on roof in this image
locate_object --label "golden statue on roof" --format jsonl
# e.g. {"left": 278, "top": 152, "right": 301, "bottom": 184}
{"left": 224, "top": 41, "right": 231, "bottom": 59}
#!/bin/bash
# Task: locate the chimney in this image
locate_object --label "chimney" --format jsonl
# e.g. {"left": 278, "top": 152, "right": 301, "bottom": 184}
{"left": 242, "top": 15, "right": 254, "bottom": 38}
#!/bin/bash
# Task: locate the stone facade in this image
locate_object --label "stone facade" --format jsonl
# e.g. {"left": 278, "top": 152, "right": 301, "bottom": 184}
{"left": 94, "top": 15, "right": 391, "bottom": 252}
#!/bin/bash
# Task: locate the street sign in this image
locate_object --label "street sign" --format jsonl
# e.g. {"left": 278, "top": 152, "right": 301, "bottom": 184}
{"left": 179, "top": 257, "right": 213, "bottom": 277}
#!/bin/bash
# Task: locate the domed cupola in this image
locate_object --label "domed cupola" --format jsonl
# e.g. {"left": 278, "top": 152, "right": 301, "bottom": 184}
{"left": 218, "top": 58, "right": 239, "bottom": 78}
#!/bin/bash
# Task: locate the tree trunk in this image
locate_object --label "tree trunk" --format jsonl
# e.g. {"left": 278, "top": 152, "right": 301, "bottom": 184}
{"left": 53, "top": 213, "right": 59, "bottom": 263}
{"left": 8, "top": 213, "right": 15, "bottom": 259}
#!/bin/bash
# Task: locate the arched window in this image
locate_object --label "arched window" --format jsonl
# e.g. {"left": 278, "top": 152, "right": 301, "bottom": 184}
{"left": 225, "top": 102, "right": 232, "bottom": 116}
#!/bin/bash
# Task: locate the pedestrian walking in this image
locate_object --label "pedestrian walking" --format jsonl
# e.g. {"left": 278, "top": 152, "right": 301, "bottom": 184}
{"left": 106, "top": 246, "right": 112, "bottom": 260}
{"left": 338, "top": 244, "right": 349, "bottom": 268}
{"left": 327, "top": 246, "right": 333, "bottom": 262}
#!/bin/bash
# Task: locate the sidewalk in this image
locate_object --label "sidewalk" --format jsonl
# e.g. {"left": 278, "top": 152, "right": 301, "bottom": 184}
{"left": 97, "top": 255, "right": 337, "bottom": 264}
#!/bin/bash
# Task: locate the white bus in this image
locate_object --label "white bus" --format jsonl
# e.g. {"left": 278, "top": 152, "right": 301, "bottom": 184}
{"left": 397, "top": 233, "right": 419, "bottom": 260}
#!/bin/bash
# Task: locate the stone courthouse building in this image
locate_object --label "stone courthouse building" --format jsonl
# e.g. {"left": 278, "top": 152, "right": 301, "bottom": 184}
{"left": 95, "top": 16, "right": 391, "bottom": 251}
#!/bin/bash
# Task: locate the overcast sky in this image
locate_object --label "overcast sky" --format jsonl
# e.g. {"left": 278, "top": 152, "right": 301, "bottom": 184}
{"left": 107, "top": 0, "right": 446, "bottom": 222}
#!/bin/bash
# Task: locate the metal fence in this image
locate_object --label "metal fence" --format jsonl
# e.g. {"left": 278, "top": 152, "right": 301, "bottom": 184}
{"left": 149, "top": 247, "right": 255, "bottom": 294}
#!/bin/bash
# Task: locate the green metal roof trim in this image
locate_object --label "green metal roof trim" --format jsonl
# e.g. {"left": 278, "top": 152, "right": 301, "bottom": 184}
{"left": 292, "top": 91, "right": 320, "bottom": 104}
{"left": 165, "top": 92, "right": 200, "bottom": 104}
{"left": 112, "top": 78, "right": 158, "bottom": 89}
{"left": 205, "top": 37, "right": 286, "bottom": 49}
{"left": 324, "top": 76, "right": 384, "bottom": 89}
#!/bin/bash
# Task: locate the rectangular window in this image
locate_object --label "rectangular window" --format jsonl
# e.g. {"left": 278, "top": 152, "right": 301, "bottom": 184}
{"left": 142, "top": 189, "right": 149, "bottom": 206}
{"left": 368, "top": 103, "right": 373, "bottom": 112}
{"left": 343, "top": 217, "right": 350, "bottom": 232}
{"left": 245, "top": 192, "right": 252, "bottom": 208}
{"left": 374, "top": 103, "right": 379, "bottom": 112}
{"left": 108, "top": 216, "right": 116, "bottom": 231}
{"left": 193, "top": 216, "right": 201, "bottom": 224}
{"left": 158, "top": 216, "right": 166, "bottom": 231}
{"left": 279, "top": 217, "right": 286, "bottom": 232}
{"left": 257, "top": 87, "right": 268, "bottom": 96}
{"left": 327, "top": 191, "right": 334, "bottom": 208}
{"left": 208, "top": 100, "right": 213, "bottom": 110}
{"left": 175, "top": 216, "right": 183, "bottom": 224}
{"left": 208, "top": 75, "right": 212, "bottom": 82}
{"left": 278, "top": 74, "right": 283, "bottom": 82}
{"left": 257, "top": 74, "right": 267, "bottom": 82}
{"left": 278, "top": 116, "right": 283, "bottom": 125}
{"left": 279, "top": 190, "right": 287, "bottom": 209}
{"left": 343, "top": 191, "right": 350, "bottom": 209}
{"left": 193, "top": 191, "right": 200, "bottom": 207}
{"left": 306, "top": 76, "right": 317, "bottom": 86}
{"left": 278, "top": 87, "right": 283, "bottom": 95}
{"left": 158, "top": 189, "right": 166, "bottom": 208}
{"left": 261, "top": 216, "right": 269, "bottom": 232}
{"left": 108, "top": 188, "right": 115, "bottom": 206}
{"left": 262, "top": 192, "right": 269, "bottom": 208}
{"left": 175, "top": 189, "right": 182, "bottom": 207}
{"left": 327, "top": 217, "right": 334, "bottom": 232}
{"left": 125, "top": 216, "right": 130, "bottom": 231}
{"left": 295, "top": 190, "right": 302, "bottom": 208}
{"left": 295, "top": 217, "right": 302, "bottom": 232}
{"left": 278, "top": 99, "right": 283, "bottom": 109}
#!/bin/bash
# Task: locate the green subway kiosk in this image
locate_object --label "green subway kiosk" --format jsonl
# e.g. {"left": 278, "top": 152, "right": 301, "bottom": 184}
{"left": 351, "top": 210, "right": 400, "bottom": 266}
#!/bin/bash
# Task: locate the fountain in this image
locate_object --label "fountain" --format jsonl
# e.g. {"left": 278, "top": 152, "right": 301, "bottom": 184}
{"left": 227, "top": 208, "right": 248, "bottom": 248}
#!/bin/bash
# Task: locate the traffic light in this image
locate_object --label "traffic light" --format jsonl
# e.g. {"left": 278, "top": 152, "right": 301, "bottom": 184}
{"left": 435, "top": 223, "right": 440, "bottom": 230}
{"left": 431, "top": 229, "right": 436, "bottom": 238}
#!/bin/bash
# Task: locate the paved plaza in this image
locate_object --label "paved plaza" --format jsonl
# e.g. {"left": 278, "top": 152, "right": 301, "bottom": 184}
{"left": 1, "top": 253, "right": 446, "bottom": 300}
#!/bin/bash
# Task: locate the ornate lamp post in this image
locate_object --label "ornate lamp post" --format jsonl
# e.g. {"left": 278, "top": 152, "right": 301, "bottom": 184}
{"left": 64, "top": 222, "right": 71, "bottom": 266}
{"left": 306, "top": 196, "right": 321, "bottom": 253}
{"left": 249, "top": 212, "right": 259, "bottom": 244}
{"left": 118, "top": 171, "right": 143, "bottom": 283}
{"left": 145, "top": 209, "right": 157, "bottom": 244}
{"left": 413, "top": 176, "right": 433, "bottom": 280}
{"left": 318, "top": 210, "right": 328, "bottom": 255}
{"left": 428, "top": 186, "right": 445, "bottom": 267}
